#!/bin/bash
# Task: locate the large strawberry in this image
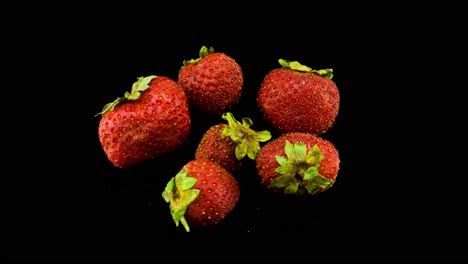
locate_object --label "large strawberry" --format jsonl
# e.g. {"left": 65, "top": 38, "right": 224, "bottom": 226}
{"left": 178, "top": 46, "right": 243, "bottom": 116}
{"left": 96, "top": 75, "right": 191, "bottom": 168}
{"left": 195, "top": 112, "right": 272, "bottom": 173}
{"left": 256, "top": 132, "right": 340, "bottom": 196}
{"left": 162, "top": 159, "right": 240, "bottom": 232}
{"left": 257, "top": 59, "right": 340, "bottom": 135}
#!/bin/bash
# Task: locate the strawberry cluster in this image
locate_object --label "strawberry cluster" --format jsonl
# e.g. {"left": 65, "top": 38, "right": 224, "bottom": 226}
{"left": 96, "top": 46, "right": 341, "bottom": 232}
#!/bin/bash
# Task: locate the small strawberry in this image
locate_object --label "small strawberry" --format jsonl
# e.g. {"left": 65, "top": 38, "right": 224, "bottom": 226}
{"left": 178, "top": 46, "right": 243, "bottom": 116}
{"left": 96, "top": 75, "right": 191, "bottom": 168}
{"left": 162, "top": 159, "right": 240, "bottom": 232}
{"left": 195, "top": 112, "right": 272, "bottom": 173}
{"left": 256, "top": 132, "right": 340, "bottom": 196}
{"left": 257, "top": 59, "right": 340, "bottom": 135}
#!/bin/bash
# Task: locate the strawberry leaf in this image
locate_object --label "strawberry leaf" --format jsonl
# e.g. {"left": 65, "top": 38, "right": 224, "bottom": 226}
{"left": 162, "top": 177, "right": 175, "bottom": 203}
{"left": 130, "top": 75, "right": 156, "bottom": 94}
{"left": 303, "top": 166, "right": 319, "bottom": 181}
{"left": 175, "top": 169, "right": 197, "bottom": 190}
{"left": 253, "top": 130, "right": 272, "bottom": 142}
{"left": 241, "top": 117, "right": 253, "bottom": 128}
{"left": 306, "top": 145, "right": 323, "bottom": 167}
{"left": 274, "top": 156, "right": 290, "bottom": 175}
{"left": 95, "top": 75, "right": 157, "bottom": 116}
{"left": 95, "top": 97, "right": 127, "bottom": 117}
{"left": 278, "top": 59, "right": 333, "bottom": 79}
{"left": 284, "top": 140, "right": 307, "bottom": 163}
{"left": 304, "top": 173, "right": 334, "bottom": 195}
{"left": 284, "top": 182, "right": 299, "bottom": 195}
{"left": 269, "top": 175, "right": 296, "bottom": 188}
{"left": 235, "top": 144, "right": 248, "bottom": 161}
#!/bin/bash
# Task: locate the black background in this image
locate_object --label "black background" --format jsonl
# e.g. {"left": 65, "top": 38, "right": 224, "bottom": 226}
{"left": 6, "top": 3, "right": 466, "bottom": 261}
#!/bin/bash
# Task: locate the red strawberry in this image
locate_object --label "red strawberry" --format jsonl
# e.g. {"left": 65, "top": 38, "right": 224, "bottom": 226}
{"left": 178, "top": 46, "right": 243, "bottom": 116}
{"left": 195, "top": 112, "right": 272, "bottom": 173}
{"left": 162, "top": 159, "right": 240, "bottom": 232}
{"left": 257, "top": 59, "right": 340, "bottom": 135}
{"left": 256, "top": 132, "right": 340, "bottom": 196}
{"left": 96, "top": 75, "right": 191, "bottom": 168}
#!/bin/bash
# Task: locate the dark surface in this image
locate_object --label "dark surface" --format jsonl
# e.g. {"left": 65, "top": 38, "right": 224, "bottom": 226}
{"left": 7, "top": 4, "right": 466, "bottom": 262}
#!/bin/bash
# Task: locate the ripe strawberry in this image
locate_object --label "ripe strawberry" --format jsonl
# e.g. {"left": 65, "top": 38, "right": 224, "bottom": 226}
{"left": 257, "top": 59, "right": 340, "bottom": 135}
{"left": 195, "top": 112, "right": 272, "bottom": 173}
{"left": 256, "top": 132, "right": 340, "bottom": 196}
{"left": 178, "top": 46, "right": 243, "bottom": 116}
{"left": 162, "top": 159, "right": 240, "bottom": 232}
{"left": 96, "top": 75, "right": 191, "bottom": 168}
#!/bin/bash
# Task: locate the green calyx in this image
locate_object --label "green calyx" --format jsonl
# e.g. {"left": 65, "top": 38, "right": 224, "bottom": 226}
{"left": 161, "top": 168, "right": 200, "bottom": 232}
{"left": 269, "top": 140, "right": 334, "bottom": 196}
{"left": 182, "top": 46, "right": 215, "bottom": 67}
{"left": 95, "top": 75, "right": 157, "bottom": 117}
{"left": 278, "top": 59, "right": 333, "bottom": 79}
{"left": 221, "top": 112, "right": 272, "bottom": 160}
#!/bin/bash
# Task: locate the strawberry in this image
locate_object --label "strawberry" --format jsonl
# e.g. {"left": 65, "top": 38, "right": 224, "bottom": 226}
{"left": 257, "top": 59, "right": 340, "bottom": 135}
{"left": 162, "top": 159, "right": 240, "bottom": 232}
{"left": 96, "top": 75, "right": 191, "bottom": 168}
{"left": 195, "top": 112, "right": 272, "bottom": 173}
{"left": 255, "top": 132, "right": 340, "bottom": 196}
{"left": 178, "top": 46, "right": 243, "bottom": 116}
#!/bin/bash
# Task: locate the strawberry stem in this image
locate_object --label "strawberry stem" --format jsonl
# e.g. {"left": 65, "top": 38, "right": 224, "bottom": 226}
{"left": 95, "top": 75, "right": 157, "bottom": 116}
{"left": 221, "top": 112, "right": 272, "bottom": 160}
{"left": 278, "top": 59, "right": 333, "bottom": 79}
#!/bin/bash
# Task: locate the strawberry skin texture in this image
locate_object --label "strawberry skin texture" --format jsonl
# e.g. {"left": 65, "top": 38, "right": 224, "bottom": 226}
{"left": 195, "top": 124, "right": 241, "bottom": 173}
{"left": 179, "top": 159, "right": 240, "bottom": 229}
{"left": 178, "top": 51, "right": 243, "bottom": 116}
{"left": 257, "top": 68, "right": 340, "bottom": 135}
{"left": 256, "top": 132, "right": 340, "bottom": 195}
{"left": 98, "top": 76, "right": 191, "bottom": 168}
